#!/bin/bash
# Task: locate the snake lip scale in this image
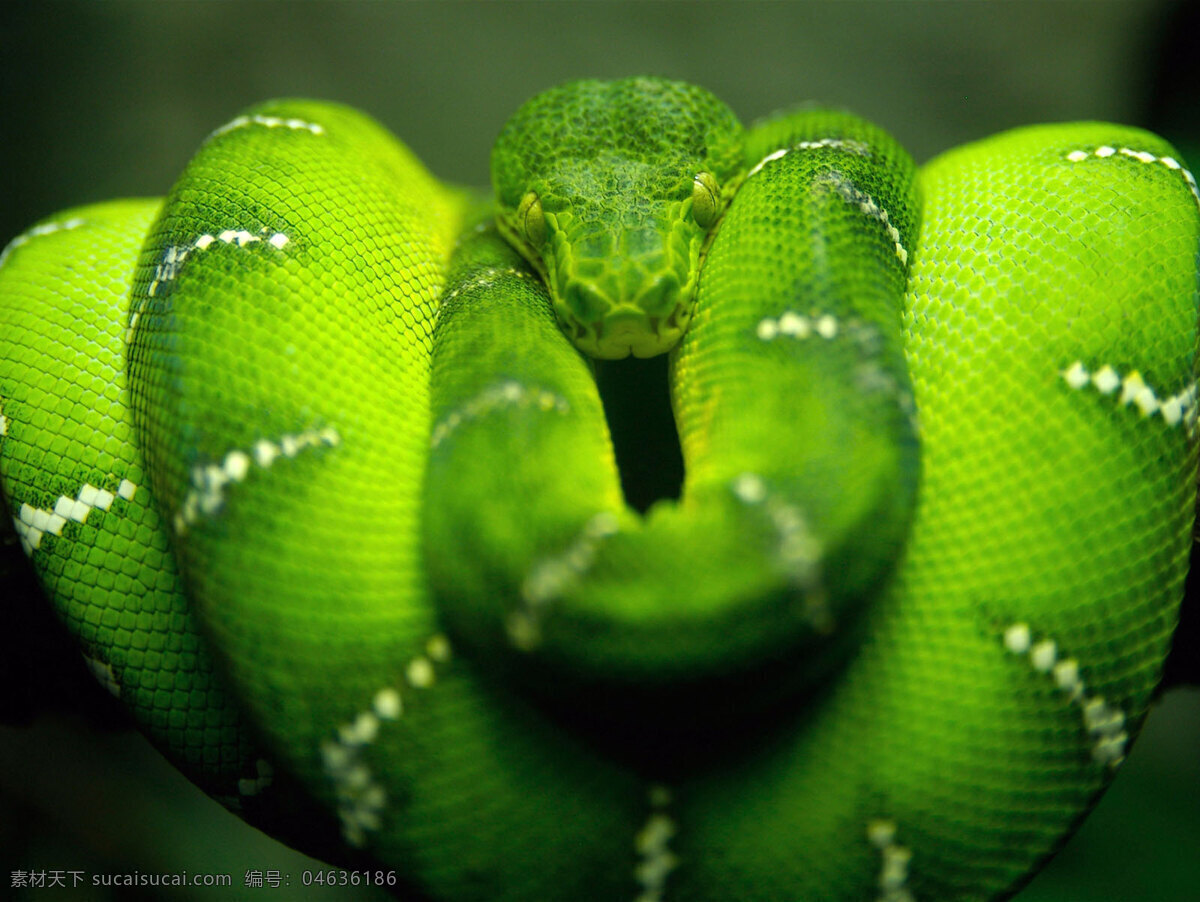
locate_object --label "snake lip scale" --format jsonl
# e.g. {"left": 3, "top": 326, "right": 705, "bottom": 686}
{"left": 1, "top": 77, "right": 1197, "bottom": 901}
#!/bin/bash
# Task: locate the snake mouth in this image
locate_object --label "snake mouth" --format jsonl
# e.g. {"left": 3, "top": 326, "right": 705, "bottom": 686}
{"left": 564, "top": 303, "right": 692, "bottom": 359}
{"left": 558, "top": 269, "right": 693, "bottom": 359}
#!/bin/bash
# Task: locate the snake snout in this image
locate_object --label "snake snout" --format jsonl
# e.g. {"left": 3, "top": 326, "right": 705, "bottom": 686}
{"left": 560, "top": 270, "right": 687, "bottom": 359}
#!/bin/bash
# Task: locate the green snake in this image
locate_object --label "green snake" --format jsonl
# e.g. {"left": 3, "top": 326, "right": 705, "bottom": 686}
{"left": 1, "top": 77, "right": 1197, "bottom": 900}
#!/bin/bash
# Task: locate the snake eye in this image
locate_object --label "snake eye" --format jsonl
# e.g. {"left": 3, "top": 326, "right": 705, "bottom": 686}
{"left": 692, "top": 171, "right": 720, "bottom": 229}
{"left": 517, "top": 191, "right": 547, "bottom": 247}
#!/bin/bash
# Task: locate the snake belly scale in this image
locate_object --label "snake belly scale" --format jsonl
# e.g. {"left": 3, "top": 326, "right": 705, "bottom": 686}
{"left": 0, "top": 78, "right": 1196, "bottom": 900}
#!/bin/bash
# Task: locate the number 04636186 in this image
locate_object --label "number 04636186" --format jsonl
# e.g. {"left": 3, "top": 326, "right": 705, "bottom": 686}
{"left": 301, "top": 869, "right": 399, "bottom": 887}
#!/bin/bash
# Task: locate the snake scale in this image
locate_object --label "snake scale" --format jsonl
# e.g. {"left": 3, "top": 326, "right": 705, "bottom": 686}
{"left": 1, "top": 77, "right": 1197, "bottom": 900}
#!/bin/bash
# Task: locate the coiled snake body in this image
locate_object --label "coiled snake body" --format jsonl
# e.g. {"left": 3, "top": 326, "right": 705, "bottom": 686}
{"left": 1, "top": 78, "right": 1197, "bottom": 900}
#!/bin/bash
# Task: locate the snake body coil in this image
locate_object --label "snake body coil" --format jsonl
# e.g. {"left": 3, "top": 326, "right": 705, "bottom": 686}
{"left": 1, "top": 78, "right": 1197, "bottom": 900}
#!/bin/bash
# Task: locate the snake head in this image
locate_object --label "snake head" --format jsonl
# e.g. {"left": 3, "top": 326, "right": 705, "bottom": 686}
{"left": 492, "top": 77, "right": 743, "bottom": 359}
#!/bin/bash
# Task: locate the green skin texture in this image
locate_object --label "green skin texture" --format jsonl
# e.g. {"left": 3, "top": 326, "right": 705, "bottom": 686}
{"left": 0, "top": 78, "right": 1197, "bottom": 900}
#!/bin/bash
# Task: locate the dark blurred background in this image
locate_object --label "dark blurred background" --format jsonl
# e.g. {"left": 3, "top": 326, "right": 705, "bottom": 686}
{"left": 2, "top": 2, "right": 1198, "bottom": 899}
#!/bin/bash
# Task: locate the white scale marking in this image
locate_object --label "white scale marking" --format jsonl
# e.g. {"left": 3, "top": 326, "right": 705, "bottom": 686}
{"left": 430, "top": 379, "right": 569, "bottom": 450}
{"left": 742, "top": 141, "right": 907, "bottom": 265}
{"left": 14, "top": 478, "right": 138, "bottom": 554}
{"left": 1065, "top": 145, "right": 1200, "bottom": 212}
{"left": 320, "top": 635, "right": 451, "bottom": 847}
{"left": 82, "top": 655, "right": 121, "bottom": 699}
{"left": 129, "top": 227, "right": 291, "bottom": 345}
{"left": 441, "top": 266, "right": 540, "bottom": 306}
{"left": 745, "top": 137, "right": 870, "bottom": 180}
{"left": 508, "top": 511, "right": 621, "bottom": 651}
{"left": 1061, "top": 360, "right": 1198, "bottom": 435}
{"left": 406, "top": 657, "right": 436, "bottom": 689}
{"left": 633, "top": 784, "right": 678, "bottom": 902}
{"left": 174, "top": 427, "right": 340, "bottom": 535}
{"left": 756, "top": 311, "right": 839, "bottom": 342}
{"left": 732, "top": 473, "right": 831, "bottom": 631}
{"left": 133, "top": 112, "right": 316, "bottom": 340}
{"left": 209, "top": 113, "right": 325, "bottom": 139}
{"left": 1004, "top": 622, "right": 1129, "bottom": 767}
{"left": 818, "top": 171, "right": 908, "bottom": 265}
{"left": 755, "top": 314, "right": 916, "bottom": 426}
{"left": 147, "top": 228, "right": 290, "bottom": 298}
{"left": 867, "top": 819, "right": 915, "bottom": 902}
{"left": 0, "top": 217, "right": 87, "bottom": 271}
